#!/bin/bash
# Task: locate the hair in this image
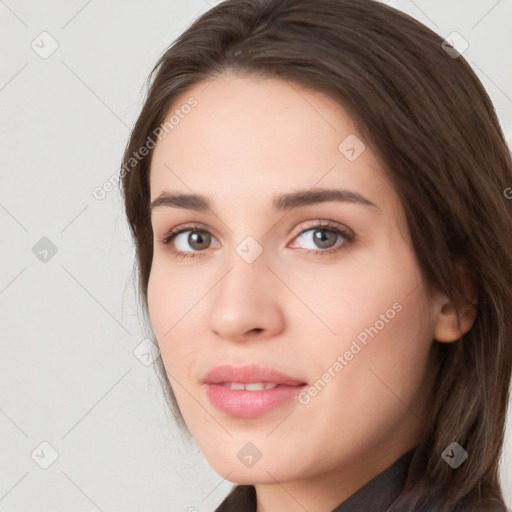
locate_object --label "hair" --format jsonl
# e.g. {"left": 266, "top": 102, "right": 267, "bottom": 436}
{"left": 120, "top": 0, "right": 512, "bottom": 510}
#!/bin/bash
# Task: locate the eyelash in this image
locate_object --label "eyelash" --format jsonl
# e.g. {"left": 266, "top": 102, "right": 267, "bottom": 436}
{"left": 156, "top": 221, "right": 355, "bottom": 260}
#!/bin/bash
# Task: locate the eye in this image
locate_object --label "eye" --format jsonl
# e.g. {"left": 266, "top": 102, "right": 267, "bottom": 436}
{"left": 157, "top": 224, "right": 220, "bottom": 259}
{"left": 289, "top": 221, "right": 354, "bottom": 255}
{"left": 157, "top": 220, "right": 354, "bottom": 259}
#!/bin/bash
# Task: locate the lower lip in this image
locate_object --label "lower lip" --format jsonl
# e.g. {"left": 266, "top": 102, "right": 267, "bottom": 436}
{"left": 204, "top": 383, "right": 307, "bottom": 418}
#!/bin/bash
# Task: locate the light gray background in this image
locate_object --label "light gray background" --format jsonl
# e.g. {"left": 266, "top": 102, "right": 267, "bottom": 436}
{"left": 1, "top": 1, "right": 511, "bottom": 511}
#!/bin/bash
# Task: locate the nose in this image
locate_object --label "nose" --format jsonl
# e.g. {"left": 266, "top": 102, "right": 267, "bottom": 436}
{"left": 208, "top": 252, "right": 285, "bottom": 344}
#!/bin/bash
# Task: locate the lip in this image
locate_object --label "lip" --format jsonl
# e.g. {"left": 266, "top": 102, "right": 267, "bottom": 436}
{"left": 202, "top": 364, "right": 306, "bottom": 386}
{"left": 202, "top": 364, "right": 308, "bottom": 419}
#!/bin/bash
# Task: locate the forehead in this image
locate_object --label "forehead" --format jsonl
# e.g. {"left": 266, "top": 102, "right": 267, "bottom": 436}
{"left": 149, "top": 73, "right": 394, "bottom": 215}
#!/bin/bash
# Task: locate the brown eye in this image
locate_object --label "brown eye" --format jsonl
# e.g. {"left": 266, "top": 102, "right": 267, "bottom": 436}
{"left": 184, "top": 231, "right": 211, "bottom": 250}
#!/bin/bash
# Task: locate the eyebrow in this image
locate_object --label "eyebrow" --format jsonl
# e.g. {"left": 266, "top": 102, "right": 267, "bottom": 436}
{"left": 149, "top": 188, "right": 380, "bottom": 214}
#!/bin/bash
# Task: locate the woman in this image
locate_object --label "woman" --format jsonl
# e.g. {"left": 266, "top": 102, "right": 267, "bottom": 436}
{"left": 120, "top": 0, "right": 512, "bottom": 510}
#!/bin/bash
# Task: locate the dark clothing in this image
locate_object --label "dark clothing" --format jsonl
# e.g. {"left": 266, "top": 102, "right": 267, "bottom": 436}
{"left": 214, "top": 447, "right": 507, "bottom": 512}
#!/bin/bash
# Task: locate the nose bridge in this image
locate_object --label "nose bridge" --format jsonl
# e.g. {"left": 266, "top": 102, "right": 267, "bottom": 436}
{"left": 217, "top": 238, "right": 270, "bottom": 312}
{"left": 207, "top": 239, "right": 284, "bottom": 341}
{"left": 219, "top": 209, "right": 270, "bottom": 289}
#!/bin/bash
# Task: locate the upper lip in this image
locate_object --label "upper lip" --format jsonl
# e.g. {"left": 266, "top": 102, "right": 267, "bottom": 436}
{"left": 202, "top": 364, "right": 307, "bottom": 386}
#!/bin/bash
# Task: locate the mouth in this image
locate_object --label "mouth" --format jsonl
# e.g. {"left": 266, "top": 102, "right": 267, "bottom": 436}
{"left": 202, "top": 364, "right": 308, "bottom": 418}
{"left": 218, "top": 382, "right": 282, "bottom": 390}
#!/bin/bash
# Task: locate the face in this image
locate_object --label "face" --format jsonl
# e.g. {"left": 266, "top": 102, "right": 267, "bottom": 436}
{"left": 147, "top": 73, "right": 440, "bottom": 492}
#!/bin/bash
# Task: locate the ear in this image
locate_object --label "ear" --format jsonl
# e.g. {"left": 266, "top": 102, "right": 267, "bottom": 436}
{"left": 433, "top": 265, "right": 478, "bottom": 343}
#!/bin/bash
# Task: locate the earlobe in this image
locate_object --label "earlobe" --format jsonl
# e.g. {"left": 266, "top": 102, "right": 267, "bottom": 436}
{"left": 433, "top": 265, "right": 478, "bottom": 343}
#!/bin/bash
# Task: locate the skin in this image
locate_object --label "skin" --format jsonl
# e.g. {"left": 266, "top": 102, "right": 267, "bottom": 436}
{"left": 147, "top": 73, "right": 476, "bottom": 512}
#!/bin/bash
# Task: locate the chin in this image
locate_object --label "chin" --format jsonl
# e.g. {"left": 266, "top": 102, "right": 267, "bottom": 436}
{"left": 200, "top": 445, "right": 290, "bottom": 483}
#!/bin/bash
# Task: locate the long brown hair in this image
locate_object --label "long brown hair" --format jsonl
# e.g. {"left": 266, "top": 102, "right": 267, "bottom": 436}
{"left": 120, "top": 0, "right": 512, "bottom": 509}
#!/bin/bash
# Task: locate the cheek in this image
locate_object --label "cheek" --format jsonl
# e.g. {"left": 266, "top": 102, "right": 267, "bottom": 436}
{"left": 324, "top": 294, "right": 432, "bottom": 448}
{"left": 287, "top": 237, "right": 426, "bottom": 351}
{"left": 147, "top": 267, "right": 208, "bottom": 434}
{"left": 147, "top": 265, "right": 169, "bottom": 341}
{"left": 147, "top": 257, "right": 193, "bottom": 338}
{"left": 147, "top": 264, "right": 179, "bottom": 362}
{"left": 297, "top": 239, "right": 433, "bottom": 399}
{"left": 301, "top": 250, "right": 433, "bottom": 436}
{"left": 147, "top": 263, "right": 205, "bottom": 377}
